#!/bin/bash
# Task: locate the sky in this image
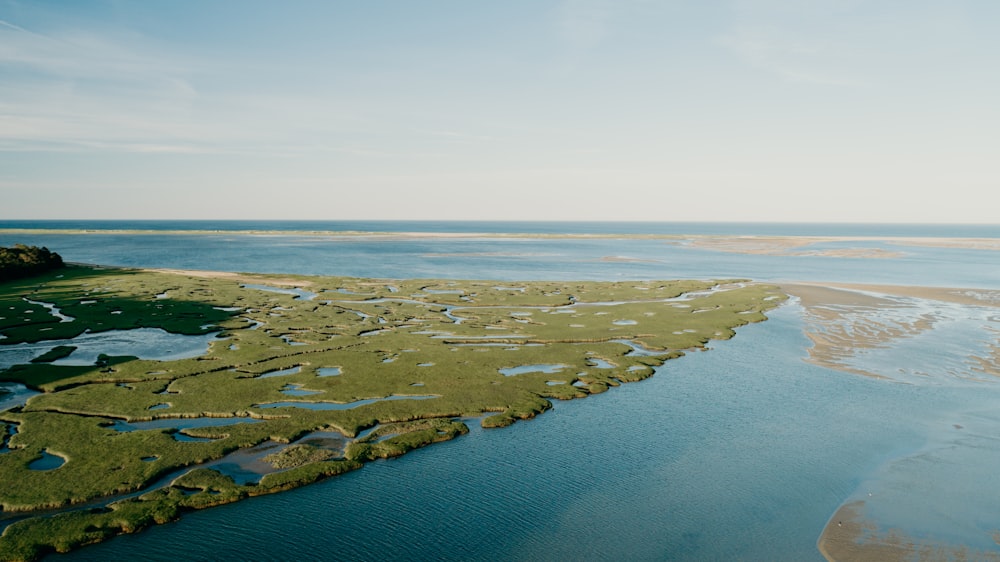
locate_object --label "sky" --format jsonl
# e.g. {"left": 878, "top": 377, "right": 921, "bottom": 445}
{"left": 1, "top": 0, "right": 998, "bottom": 223}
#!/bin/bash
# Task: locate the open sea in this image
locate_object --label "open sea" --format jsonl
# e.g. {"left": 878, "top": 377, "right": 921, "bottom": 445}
{"left": 1, "top": 221, "right": 999, "bottom": 561}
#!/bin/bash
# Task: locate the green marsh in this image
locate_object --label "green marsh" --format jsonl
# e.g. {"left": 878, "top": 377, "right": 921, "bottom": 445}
{"left": 0, "top": 266, "right": 785, "bottom": 560}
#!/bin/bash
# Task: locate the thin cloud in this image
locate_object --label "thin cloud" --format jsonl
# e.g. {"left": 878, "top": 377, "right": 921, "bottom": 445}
{"left": 425, "top": 130, "right": 496, "bottom": 142}
{"left": 0, "top": 18, "right": 24, "bottom": 31}
{"left": 718, "top": 30, "right": 862, "bottom": 86}
{"left": 556, "top": 0, "right": 613, "bottom": 49}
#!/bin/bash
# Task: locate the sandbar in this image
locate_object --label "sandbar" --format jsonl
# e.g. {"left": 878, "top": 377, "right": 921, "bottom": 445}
{"left": 818, "top": 501, "right": 1000, "bottom": 562}
{"left": 2, "top": 229, "right": 998, "bottom": 254}
{"left": 781, "top": 282, "right": 1000, "bottom": 381}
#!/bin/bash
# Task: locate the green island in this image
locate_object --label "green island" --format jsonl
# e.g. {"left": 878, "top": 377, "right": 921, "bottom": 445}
{"left": 0, "top": 264, "right": 786, "bottom": 561}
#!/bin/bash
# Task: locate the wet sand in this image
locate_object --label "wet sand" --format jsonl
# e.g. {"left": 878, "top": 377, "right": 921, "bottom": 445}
{"left": 146, "top": 268, "right": 314, "bottom": 287}
{"left": 791, "top": 282, "right": 1000, "bottom": 560}
{"left": 782, "top": 282, "right": 1000, "bottom": 380}
{"left": 818, "top": 501, "right": 1000, "bottom": 562}
{"left": 787, "top": 281, "right": 1000, "bottom": 308}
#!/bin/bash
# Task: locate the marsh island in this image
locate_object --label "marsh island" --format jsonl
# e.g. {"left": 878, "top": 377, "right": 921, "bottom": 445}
{"left": 0, "top": 265, "right": 785, "bottom": 560}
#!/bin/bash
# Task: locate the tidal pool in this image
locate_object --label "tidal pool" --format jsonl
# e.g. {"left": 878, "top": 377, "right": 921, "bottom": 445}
{"left": 28, "top": 450, "right": 65, "bottom": 471}
{"left": 255, "top": 395, "right": 439, "bottom": 410}
{"left": 256, "top": 366, "right": 302, "bottom": 379}
{"left": 242, "top": 284, "right": 317, "bottom": 301}
{"left": 23, "top": 299, "right": 75, "bottom": 323}
{"left": 499, "top": 364, "right": 567, "bottom": 376}
{"left": 280, "top": 384, "right": 322, "bottom": 397}
{"left": 0, "top": 382, "right": 40, "bottom": 412}
{"left": 0, "top": 328, "right": 221, "bottom": 370}
{"left": 108, "top": 417, "right": 263, "bottom": 433}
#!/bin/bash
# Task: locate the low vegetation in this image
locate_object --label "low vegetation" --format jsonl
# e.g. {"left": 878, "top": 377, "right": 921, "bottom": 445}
{"left": 0, "top": 265, "right": 786, "bottom": 560}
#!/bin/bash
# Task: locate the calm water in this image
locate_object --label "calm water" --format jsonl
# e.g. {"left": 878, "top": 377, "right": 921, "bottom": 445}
{"left": 1, "top": 221, "right": 998, "bottom": 287}
{"left": 4, "top": 219, "right": 1000, "bottom": 237}
{"left": 1, "top": 222, "right": 998, "bottom": 560}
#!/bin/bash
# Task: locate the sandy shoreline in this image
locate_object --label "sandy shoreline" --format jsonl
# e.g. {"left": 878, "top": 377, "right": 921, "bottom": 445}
{"left": 143, "top": 268, "right": 315, "bottom": 287}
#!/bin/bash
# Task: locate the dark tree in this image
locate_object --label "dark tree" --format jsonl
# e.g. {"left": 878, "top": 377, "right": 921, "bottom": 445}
{"left": 0, "top": 245, "right": 65, "bottom": 281}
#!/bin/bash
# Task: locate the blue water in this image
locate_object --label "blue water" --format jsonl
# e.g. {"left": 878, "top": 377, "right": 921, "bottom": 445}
{"left": 3, "top": 219, "right": 1000, "bottom": 237}
{"left": 1, "top": 222, "right": 998, "bottom": 287}
{"left": 58, "top": 304, "right": 941, "bottom": 562}
{"left": 0, "top": 221, "right": 997, "bottom": 560}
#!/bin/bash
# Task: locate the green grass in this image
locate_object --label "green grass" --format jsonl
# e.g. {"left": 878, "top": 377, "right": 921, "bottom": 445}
{"left": 0, "top": 265, "right": 787, "bottom": 560}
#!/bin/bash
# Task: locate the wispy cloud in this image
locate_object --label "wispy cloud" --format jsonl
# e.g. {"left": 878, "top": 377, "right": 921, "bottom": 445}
{"left": 717, "top": 29, "right": 862, "bottom": 86}
{"left": 424, "top": 130, "right": 496, "bottom": 143}
{"left": 0, "top": 18, "right": 32, "bottom": 34}
{"left": 717, "top": 0, "right": 983, "bottom": 88}
{"left": 556, "top": 0, "right": 613, "bottom": 49}
{"left": 0, "top": 17, "right": 217, "bottom": 153}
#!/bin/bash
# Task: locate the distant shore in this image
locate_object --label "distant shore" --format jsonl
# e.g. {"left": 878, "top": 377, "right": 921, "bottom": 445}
{"left": 2, "top": 229, "right": 999, "bottom": 255}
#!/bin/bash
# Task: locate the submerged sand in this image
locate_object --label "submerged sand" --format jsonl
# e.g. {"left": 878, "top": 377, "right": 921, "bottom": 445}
{"left": 818, "top": 501, "right": 1000, "bottom": 562}
{"left": 792, "top": 283, "right": 1000, "bottom": 560}
{"left": 3, "top": 229, "right": 999, "bottom": 253}
{"left": 782, "top": 282, "right": 1000, "bottom": 380}
{"left": 677, "top": 235, "right": 1000, "bottom": 257}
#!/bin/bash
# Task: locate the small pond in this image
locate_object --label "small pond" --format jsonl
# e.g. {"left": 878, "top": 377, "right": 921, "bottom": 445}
{"left": 242, "top": 284, "right": 317, "bottom": 301}
{"left": 28, "top": 450, "right": 66, "bottom": 471}
{"left": 255, "top": 395, "right": 439, "bottom": 411}
{"left": 499, "top": 364, "right": 567, "bottom": 376}
{"left": 0, "top": 328, "right": 222, "bottom": 370}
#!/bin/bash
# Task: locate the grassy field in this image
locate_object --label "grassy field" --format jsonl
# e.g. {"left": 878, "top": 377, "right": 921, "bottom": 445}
{"left": 0, "top": 265, "right": 785, "bottom": 560}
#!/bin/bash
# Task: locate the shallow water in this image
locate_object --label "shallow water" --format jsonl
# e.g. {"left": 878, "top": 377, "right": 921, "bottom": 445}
{"left": 61, "top": 303, "right": 951, "bottom": 561}
{"left": 2, "top": 223, "right": 998, "bottom": 287}
{"left": 254, "top": 395, "right": 439, "bottom": 411}
{"left": 0, "top": 328, "right": 221, "bottom": 371}
{"left": 27, "top": 450, "right": 65, "bottom": 471}
{"left": 241, "top": 284, "right": 317, "bottom": 301}
{"left": 498, "top": 364, "right": 567, "bottom": 376}
{"left": 108, "top": 417, "right": 263, "bottom": 433}
{"left": 1, "top": 222, "right": 998, "bottom": 560}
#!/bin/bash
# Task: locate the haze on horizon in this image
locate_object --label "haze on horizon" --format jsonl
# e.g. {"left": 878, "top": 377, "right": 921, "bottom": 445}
{"left": 1, "top": 1, "right": 998, "bottom": 224}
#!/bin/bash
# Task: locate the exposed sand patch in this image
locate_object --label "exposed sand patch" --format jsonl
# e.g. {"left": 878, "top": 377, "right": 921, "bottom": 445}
{"left": 420, "top": 252, "right": 547, "bottom": 258}
{"left": 677, "top": 236, "right": 823, "bottom": 254}
{"left": 673, "top": 236, "right": 906, "bottom": 258}
{"left": 599, "top": 256, "right": 663, "bottom": 263}
{"left": 792, "top": 282, "right": 1000, "bottom": 308}
{"left": 892, "top": 237, "right": 1000, "bottom": 252}
{"left": 818, "top": 501, "right": 1000, "bottom": 561}
{"left": 672, "top": 235, "right": 1000, "bottom": 258}
{"left": 146, "top": 268, "right": 313, "bottom": 287}
{"left": 783, "top": 283, "right": 1000, "bottom": 381}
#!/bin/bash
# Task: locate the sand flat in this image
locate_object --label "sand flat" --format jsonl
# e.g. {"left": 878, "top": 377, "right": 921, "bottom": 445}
{"left": 677, "top": 234, "right": 1000, "bottom": 257}
{"left": 783, "top": 282, "right": 1000, "bottom": 382}
{"left": 818, "top": 501, "right": 1000, "bottom": 562}
{"left": 787, "top": 281, "right": 1000, "bottom": 308}
{"left": 147, "top": 268, "right": 314, "bottom": 287}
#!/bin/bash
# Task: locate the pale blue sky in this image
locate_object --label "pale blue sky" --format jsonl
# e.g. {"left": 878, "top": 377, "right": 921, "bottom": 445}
{"left": 1, "top": 0, "right": 998, "bottom": 222}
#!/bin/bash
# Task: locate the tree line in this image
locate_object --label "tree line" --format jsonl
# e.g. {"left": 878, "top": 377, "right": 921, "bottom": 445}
{"left": 0, "top": 245, "right": 65, "bottom": 282}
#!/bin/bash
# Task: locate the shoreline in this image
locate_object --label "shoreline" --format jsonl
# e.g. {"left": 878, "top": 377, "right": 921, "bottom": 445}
{"left": 3, "top": 231, "right": 999, "bottom": 258}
